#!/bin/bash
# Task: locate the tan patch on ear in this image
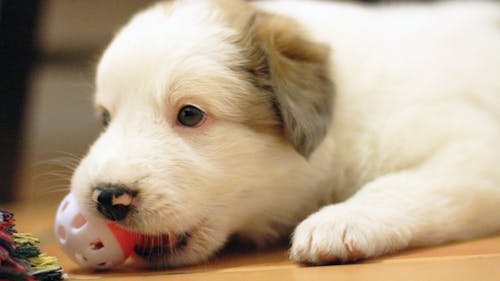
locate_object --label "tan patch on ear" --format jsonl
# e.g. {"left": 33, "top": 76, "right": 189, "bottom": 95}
{"left": 249, "top": 14, "right": 334, "bottom": 157}
{"left": 214, "top": 0, "right": 334, "bottom": 157}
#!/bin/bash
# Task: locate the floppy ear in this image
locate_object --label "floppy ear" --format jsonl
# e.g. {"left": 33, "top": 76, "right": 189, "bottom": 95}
{"left": 240, "top": 12, "right": 334, "bottom": 157}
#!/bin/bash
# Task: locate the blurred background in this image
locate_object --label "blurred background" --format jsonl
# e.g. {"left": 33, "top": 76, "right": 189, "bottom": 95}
{"left": 1, "top": 0, "right": 156, "bottom": 203}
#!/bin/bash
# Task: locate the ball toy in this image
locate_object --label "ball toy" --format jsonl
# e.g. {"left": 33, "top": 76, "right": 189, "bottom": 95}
{"left": 55, "top": 192, "right": 140, "bottom": 269}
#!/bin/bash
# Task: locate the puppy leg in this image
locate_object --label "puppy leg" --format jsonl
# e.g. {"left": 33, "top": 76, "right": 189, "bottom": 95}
{"left": 291, "top": 140, "right": 500, "bottom": 264}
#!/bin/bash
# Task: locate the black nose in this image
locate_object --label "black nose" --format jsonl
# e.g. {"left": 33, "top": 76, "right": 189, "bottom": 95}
{"left": 92, "top": 185, "right": 137, "bottom": 221}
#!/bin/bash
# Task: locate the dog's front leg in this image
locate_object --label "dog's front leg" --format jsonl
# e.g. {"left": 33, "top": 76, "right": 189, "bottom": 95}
{"left": 290, "top": 140, "right": 500, "bottom": 264}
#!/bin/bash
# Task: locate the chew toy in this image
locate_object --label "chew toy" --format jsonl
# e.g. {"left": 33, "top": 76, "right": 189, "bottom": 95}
{"left": 54, "top": 193, "right": 140, "bottom": 269}
{"left": 1, "top": 210, "right": 64, "bottom": 281}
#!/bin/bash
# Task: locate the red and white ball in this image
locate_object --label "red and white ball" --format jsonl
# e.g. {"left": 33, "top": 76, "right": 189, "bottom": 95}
{"left": 55, "top": 192, "right": 139, "bottom": 269}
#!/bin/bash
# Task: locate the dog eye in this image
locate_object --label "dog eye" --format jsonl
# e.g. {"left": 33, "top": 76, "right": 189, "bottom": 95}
{"left": 101, "top": 109, "right": 111, "bottom": 127}
{"left": 177, "top": 105, "right": 205, "bottom": 127}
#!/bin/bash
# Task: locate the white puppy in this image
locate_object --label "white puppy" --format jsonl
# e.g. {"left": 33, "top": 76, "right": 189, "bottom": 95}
{"left": 71, "top": 0, "right": 500, "bottom": 267}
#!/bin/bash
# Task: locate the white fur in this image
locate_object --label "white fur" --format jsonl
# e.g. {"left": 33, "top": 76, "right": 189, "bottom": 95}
{"left": 71, "top": 0, "right": 500, "bottom": 266}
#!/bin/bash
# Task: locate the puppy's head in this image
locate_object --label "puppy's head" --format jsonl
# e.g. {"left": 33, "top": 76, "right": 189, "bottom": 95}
{"left": 71, "top": 0, "right": 333, "bottom": 267}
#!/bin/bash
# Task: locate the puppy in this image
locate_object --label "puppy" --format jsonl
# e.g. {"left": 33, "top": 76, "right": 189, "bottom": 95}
{"left": 71, "top": 0, "right": 500, "bottom": 267}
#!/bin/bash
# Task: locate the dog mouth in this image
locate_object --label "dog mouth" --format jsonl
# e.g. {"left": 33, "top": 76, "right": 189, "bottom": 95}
{"left": 134, "top": 232, "right": 191, "bottom": 260}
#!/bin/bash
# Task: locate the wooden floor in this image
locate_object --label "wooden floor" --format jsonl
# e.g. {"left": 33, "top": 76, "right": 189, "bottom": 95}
{"left": 3, "top": 196, "right": 500, "bottom": 281}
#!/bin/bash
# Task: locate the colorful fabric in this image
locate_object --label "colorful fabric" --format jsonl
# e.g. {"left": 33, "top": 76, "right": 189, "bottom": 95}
{"left": 0, "top": 210, "right": 64, "bottom": 281}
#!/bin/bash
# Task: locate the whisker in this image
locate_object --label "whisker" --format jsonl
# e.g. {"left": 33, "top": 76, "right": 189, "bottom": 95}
{"left": 29, "top": 152, "right": 83, "bottom": 200}
{"left": 32, "top": 186, "right": 71, "bottom": 199}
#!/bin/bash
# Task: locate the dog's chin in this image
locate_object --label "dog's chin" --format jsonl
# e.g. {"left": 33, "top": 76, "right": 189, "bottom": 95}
{"left": 130, "top": 219, "right": 229, "bottom": 268}
{"left": 134, "top": 232, "right": 192, "bottom": 267}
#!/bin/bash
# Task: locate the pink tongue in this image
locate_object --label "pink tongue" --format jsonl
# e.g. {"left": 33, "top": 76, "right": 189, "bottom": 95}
{"left": 138, "top": 234, "right": 177, "bottom": 250}
{"left": 168, "top": 235, "right": 178, "bottom": 249}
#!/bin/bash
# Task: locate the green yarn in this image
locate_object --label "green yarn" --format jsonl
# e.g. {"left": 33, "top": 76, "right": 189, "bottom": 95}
{"left": 1, "top": 211, "right": 64, "bottom": 281}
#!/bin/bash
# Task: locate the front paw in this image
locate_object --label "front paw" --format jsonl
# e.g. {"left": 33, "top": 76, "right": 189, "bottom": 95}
{"left": 290, "top": 204, "right": 410, "bottom": 265}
